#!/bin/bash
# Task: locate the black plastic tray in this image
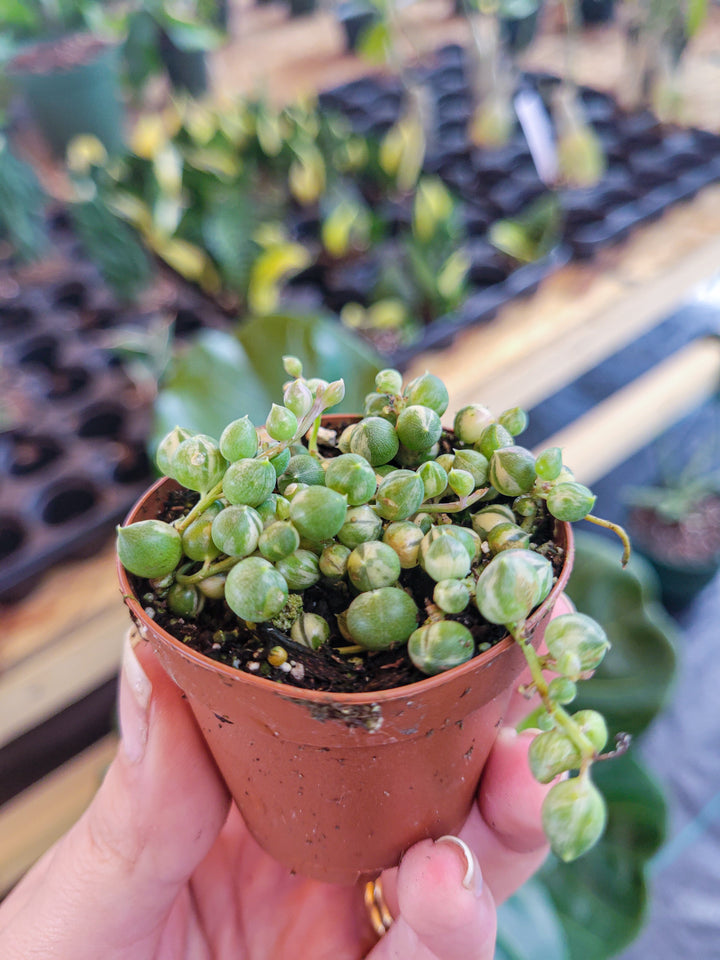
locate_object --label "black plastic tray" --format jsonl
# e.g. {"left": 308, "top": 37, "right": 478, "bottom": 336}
{"left": 316, "top": 47, "right": 720, "bottom": 362}
{"left": 0, "top": 214, "right": 234, "bottom": 603}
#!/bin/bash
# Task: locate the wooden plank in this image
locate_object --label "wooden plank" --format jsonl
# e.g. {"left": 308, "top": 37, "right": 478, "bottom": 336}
{"left": 0, "top": 735, "right": 118, "bottom": 896}
{"left": 0, "top": 545, "right": 121, "bottom": 673}
{"left": 0, "top": 588, "right": 125, "bottom": 749}
{"left": 541, "top": 336, "right": 720, "bottom": 485}
{"left": 454, "top": 228, "right": 720, "bottom": 416}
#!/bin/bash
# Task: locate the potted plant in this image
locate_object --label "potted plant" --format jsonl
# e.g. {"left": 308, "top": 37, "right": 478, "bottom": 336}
{"left": 116, "top": 358, "right": 630, "bottom": 884}
{"left": 339, "top": 176, "right": 471, "bottom": 353}
{"left": 623, "top": 464, "right": 720, "bottom": 611}
{"left": 3, "top": 0, "right": 126, "bottom": 156}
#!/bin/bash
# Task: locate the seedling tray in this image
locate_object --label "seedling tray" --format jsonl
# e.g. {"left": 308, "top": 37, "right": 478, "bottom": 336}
{"left": 0, "top": 212, "right": 233, "bottom": 603}
{"left": 315, "top": 45, "right": 720, "bottom": 363}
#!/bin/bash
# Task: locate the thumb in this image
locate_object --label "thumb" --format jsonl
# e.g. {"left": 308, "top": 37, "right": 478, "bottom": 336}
{"left": 369, "top": 838, "right": 496, "bottom": 960}
{"left": 0, "top": 630, "right": 230, "bottom": 960}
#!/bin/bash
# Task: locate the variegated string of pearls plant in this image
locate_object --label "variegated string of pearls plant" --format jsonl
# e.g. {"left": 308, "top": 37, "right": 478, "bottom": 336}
{"left": 117, "top": 358, "right": 631, "bottom": 862}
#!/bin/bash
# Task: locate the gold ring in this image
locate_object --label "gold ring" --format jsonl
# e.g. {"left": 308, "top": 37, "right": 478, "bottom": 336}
{"left": 364, "top": 877, "right": 393, "bottom": 937}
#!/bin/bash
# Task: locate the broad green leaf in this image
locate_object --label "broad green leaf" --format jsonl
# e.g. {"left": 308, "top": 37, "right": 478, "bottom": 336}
{"left": 566, "top": 532, "right": 678, "bottom": 738}
{"left": 0, "top": 136, "right": 47, "bottom": 262}
{"left": 153, "top": 328, "right": 264, "bottom": 451}
{"left": 540, "top": 754, "right": 667, "bottom": 959}
{"left": 235, "top": 312, "right": 381, "bottom": 409}
{"left": 151, "top": 314, "right": 381, "bottom": 453}
{"left": 0, "top": 0, "right": 40, "bottom": 35}
{"left": 122, "top": 9, "right": 162, "bottom": 92}
{"left": 496, "top": 878, "right": 570, "bottom": 960}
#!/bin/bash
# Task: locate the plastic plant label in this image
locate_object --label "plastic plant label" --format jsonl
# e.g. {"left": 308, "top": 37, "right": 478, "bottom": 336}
{"left": 514, "top": 88, "right": 558, "bottom": 186}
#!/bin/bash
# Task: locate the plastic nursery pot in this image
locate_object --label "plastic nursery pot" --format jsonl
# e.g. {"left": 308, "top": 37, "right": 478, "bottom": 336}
{"left": 628, "top": 500, "right": 720, "bottom": 611}
{"left": 8, "top": 35, "right": 125, "bottom": 157}
{"left": 635, "top": 547, "right": 720, "bottom": 611}
{"left": 118, "top": 474, "right": 573, "bottom": 886}
{"left": 158, "top": 32, "right": 208, "bottom": 97}
{"left": 288, "top": 0, "right": 317, "bottom": 16}
{"left": 336, "top": 1, "right": 379, "bottom": 52}
{"left": 579, "top": 0, "right": 615, "bottom": 24}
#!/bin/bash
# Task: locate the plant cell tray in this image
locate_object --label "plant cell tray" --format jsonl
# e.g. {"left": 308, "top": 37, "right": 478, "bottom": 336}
{"left": 316, "top": 46, "right": 720, "bottom": 362}
{"left": 0, "top": 212, "right": 233, "bottom": 603}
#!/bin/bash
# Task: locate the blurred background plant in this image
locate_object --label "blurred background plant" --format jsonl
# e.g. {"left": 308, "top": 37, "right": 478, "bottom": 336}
{"left": 621, "top": 393, "right": 720, "bottom": 609}
{"left": 0, "top": 0, "right": 119, "bottom": 47}
{"left": 0, "top": 132, "right": 47, "bottom": 261}
{"left": 619, "top": 0, "right": 709, "bottom": 121}
{"left": 122, "top": 0, "right": 228, "bottom": 98}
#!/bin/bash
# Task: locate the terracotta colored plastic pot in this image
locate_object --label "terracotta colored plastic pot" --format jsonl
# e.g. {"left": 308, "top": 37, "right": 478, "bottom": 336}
{"left": 118, "top": 477, "right": 573, "bottom": 885}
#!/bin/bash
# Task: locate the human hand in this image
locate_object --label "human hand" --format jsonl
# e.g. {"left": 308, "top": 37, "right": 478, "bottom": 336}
{"left": 0, "top": 597, "right": 573, "bottom": 960}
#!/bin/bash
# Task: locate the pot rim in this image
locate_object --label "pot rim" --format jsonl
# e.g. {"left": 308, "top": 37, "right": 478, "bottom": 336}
{"left": 118, "top": 475, "right": 574, "bottom": 705}
{"left": 7, "top": 33, "right": 118, "bottom": 75}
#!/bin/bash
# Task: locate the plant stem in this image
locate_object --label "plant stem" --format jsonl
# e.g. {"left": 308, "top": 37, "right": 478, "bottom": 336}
{"left": 584, "top": 514, "right": 632, "bottom": 566}
{"left": 336, "top": 644, "right": 365, "bottom": 655}
{"left": 509, "top": 623, "right": 597, "bottom": 764}
{"left": 174, "top": 480, "right": 225, "bottom": 533}
{"left": 420, "top": 487, "right": 489, "bottom": 514}
{"left": 175, "top": 555, "right": 241, "bottom": 585}
{"left": 307, "top": 415, "right": 322, "bottom": 458}
{"left": 263, "top": 395, "right": 327, "bottom": 462}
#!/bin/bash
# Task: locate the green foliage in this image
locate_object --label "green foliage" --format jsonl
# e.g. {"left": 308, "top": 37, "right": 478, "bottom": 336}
{"left": 201, "top": 185, "right": 261, "bottom": 293}
{"left": 496, "top": 878, "right": 570, "bottom": 960}
{"left": 0, "top": 135, "right": 47, "bottom": 261}
{"left": 121, "top": 0, "right": 227, "bottom": 91}
{"left": 90, "top": 98, "right": 356, "bottom": 310}
{"left": 490, "top": 194, "right": 563, "bottom": 264}
{"left": 70, "top": 193, "right": 152, "bottom": 301}
{"left": 350, "top": 176, "right": 470, "bottom": 332}
{"left": 623, "top": 467, "right": 720, "bottom": 524}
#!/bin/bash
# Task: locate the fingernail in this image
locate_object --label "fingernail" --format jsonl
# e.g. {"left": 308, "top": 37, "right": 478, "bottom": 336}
{"left": 435, "top": 836, "right": 483, "bottom": 897}
{"left": 120, "top": 631, "right": 152, "bottom": 764}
